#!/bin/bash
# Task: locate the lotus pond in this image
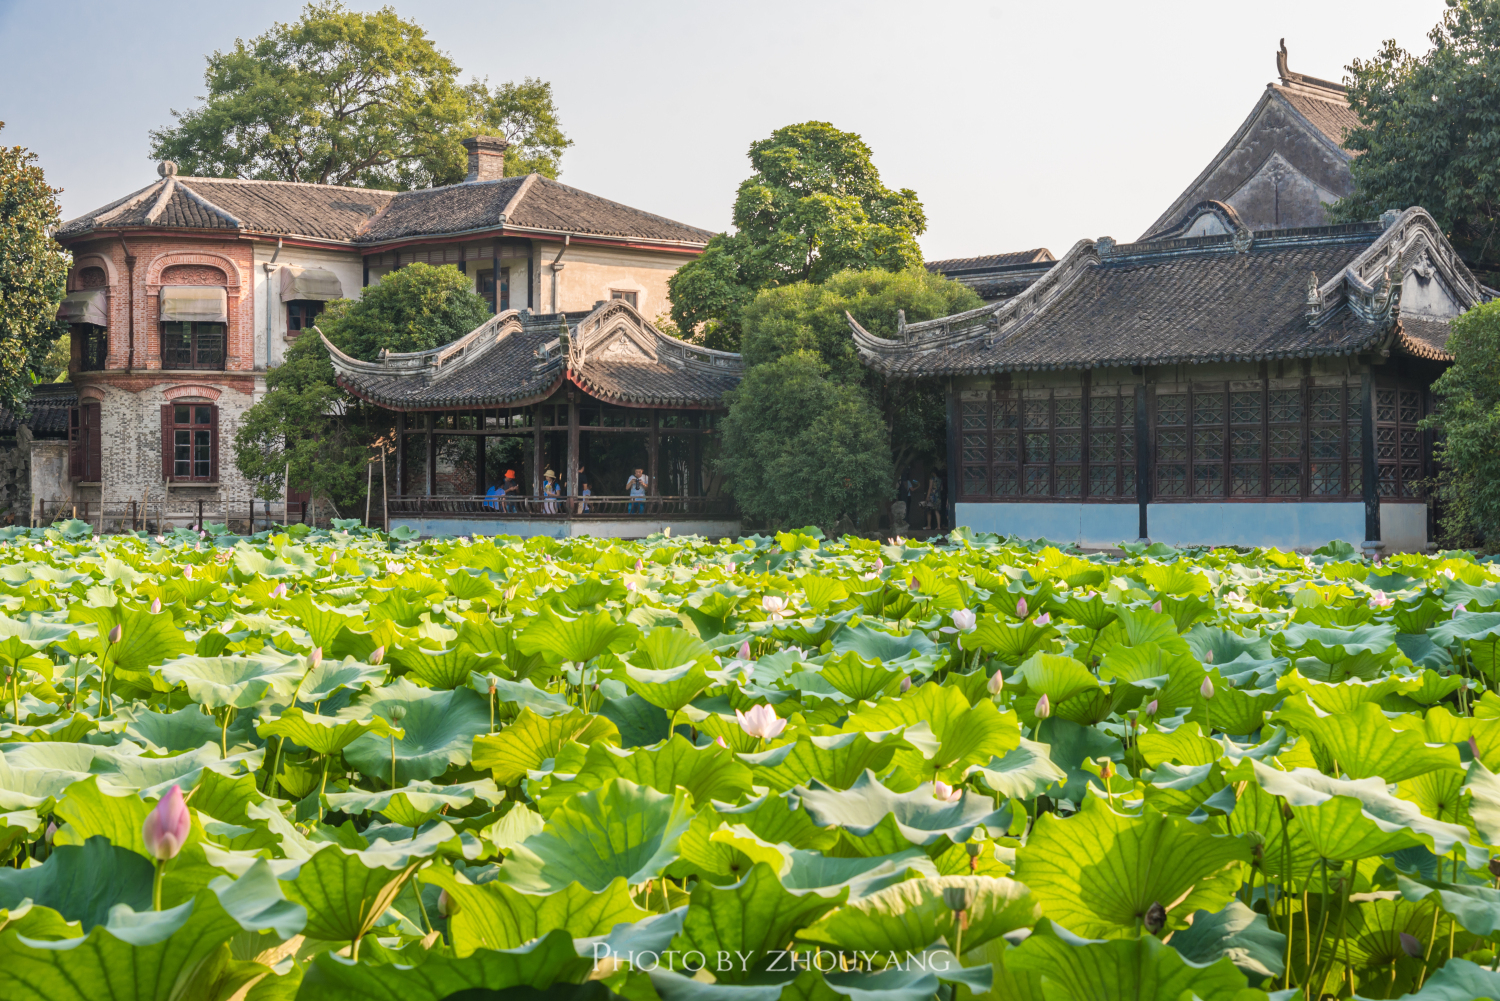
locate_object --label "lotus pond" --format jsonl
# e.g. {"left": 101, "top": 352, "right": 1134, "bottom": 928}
{"left": 2, "top": 520, "right": 1500, "bottom": 999}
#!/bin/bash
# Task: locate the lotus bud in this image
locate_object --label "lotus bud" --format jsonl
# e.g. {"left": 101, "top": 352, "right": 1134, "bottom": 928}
{"left": 714, "top": 736, "right": 728, "bottom": 748}
{"left": 437, "top": 888, "right": 458, "bottom": 918}
{"left": 370, "top": 646, "right": 384, "bottom": 665}
{"left": 635, "top": 559, "right": 644, "bottom": 572}
{"left": 874, "top": 558, "right": 883, "bottom": 572}
{"left": 1016, "top": 597, "right": 1027, "bottom": 618}
{"left": 625, "top": 579, "right": 637, "bottom": 592}
{"left": 306, "top": 647, "right": 322, "bottom": 673}
{"left": 1035, "top": 612, "right": 1051, "bottom": 626}
{"left": 739, "top": 640, "right": 752, "bottom": 660}
{"left": 1470, "top": 736, "right": 1481, "bottom": 760}
{"left": 943, "top": 886, "right": 973, "bottom": 913}
{"left": 183, "top": 565, "right": 193, "bottom": 579}
{"left": 1399, "top": 932, "right": 1423, "bottom": 958}
{"left": 1151, "top": 600, "right": 1162, "bottom": 613}
{"left": 951, "top": 608, "right": 977, "bottom": 632}
{"left": 900, "top": 676, "right": 912, "bottom": 694}
{"left": 1280, "top": 800, "right": 1296, "bottom": 821}
{"left": 1035, "top": 693, "right": 1052, "bottom": 719}
{"left": 1203, "top": 650, "right": 1213, "bottom": 663}
{"left": 270, "top": 583, "right": 287, "bottom": 599}
{"left": 44, "top": 821, "right": 55, "bottom": 845}
{"left": 909, "top": 577, "right": 920, "bottom": 591}
{"left": 734, "top": 704, "right": 786, "bottom": 741}
{"left": 1200, "top": 677, "right": 1214, "bottom": 700}
{"left": 1457, "top": 603, "right": 1468, "bottom": 615}
{"left": 389, "top": 705, "right": 407, "bottom": 724}
{"left": 108, "top": 624, "right": 122, "bottom": 645}
{"left": 987, "top": 670, "right": 1005, "bottom": 696}
{"left": 933, "top": 780, "right": 962, "bottom": 802}
{"left": 1144, "top": 699, "right": 1158, "bottom": 716}
{"left": 142, "top": 785, "right": 190, "bottom": 861}
{"left": 1143, "top": 901, "right": 1167, "bottom": 935}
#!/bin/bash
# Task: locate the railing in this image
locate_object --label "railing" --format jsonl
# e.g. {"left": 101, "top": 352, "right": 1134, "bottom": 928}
{"left": 32, "top": 498, "right": 316, "bottom": 535}
{"left": 387, "top": 494, "right": 735, "bottom": 519}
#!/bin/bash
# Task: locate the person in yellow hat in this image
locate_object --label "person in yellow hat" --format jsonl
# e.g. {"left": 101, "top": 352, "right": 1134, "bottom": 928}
{"left": 542, "top": 468, "right": 560, "bottom": 514}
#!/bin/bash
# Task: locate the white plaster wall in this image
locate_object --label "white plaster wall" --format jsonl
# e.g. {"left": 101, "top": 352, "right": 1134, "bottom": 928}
{"left": 1147, "top": 502, "right": 1364, "bottom": 550}
{"left": 957, "top": 503, "right": 1140, "bottom": 549}
{"left": 252, "top": 245, "right": 365, "bottom": 369}
{"left": 1379, "top": 501, "right": 1429, "bottom": 554}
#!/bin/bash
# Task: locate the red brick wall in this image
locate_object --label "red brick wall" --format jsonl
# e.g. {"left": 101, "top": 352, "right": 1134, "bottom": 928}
{"left": 160, "top": 264, "right": 228, "bottom": 286}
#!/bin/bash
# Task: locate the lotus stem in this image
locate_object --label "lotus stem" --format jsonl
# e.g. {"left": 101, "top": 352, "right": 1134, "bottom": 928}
{"left": 152, "top": 859, "right": 165, "bottom": 911}
{"left": 413, "top": 879, "right": 434, "bottom": 934}
{"left": 264, "top": 735, "right": 283, "bottom": 797}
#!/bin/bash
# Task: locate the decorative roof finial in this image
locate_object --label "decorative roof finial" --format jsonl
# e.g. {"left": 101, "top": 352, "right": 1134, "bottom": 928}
{"left": 157, "top": 161, "right": 178, "bottom": 178}
{"left": 1306, "top": 272, "right": 1322, "bottom": 317}
{"left": 1276, "top": 39, "right": 1290, "bottom": 83}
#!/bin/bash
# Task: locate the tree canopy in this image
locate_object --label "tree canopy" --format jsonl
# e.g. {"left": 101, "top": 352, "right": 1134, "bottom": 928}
{"left": 717, "top": 351, "right": 894, "bottom": 531}
{"left": 1334, "top": 0, "right": 1500, "bottom": 272}
{"left": 0, "top": 123, "right": 68, "bottom": 412}
{"left": 234, "top": 263, "right": 491, "bottom": 509}
{"left": 1422, "top": 299, "right": 1500, "bottom": 547}
{"left": 668, "top": 122, "right": 926, "bottom": 349}
{"left": 150, "top": 2, "right": 571, "bottom": 189}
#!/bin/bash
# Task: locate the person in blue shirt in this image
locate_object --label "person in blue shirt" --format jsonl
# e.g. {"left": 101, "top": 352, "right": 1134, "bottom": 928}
{"left": 483, "top": 483, "right": 502, "bottom": 511}
{"left": 626, "top": 468, "right": 649, "bottom": 513}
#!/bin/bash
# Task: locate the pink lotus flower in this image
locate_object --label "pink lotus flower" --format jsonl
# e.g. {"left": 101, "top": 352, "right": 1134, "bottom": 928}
{"left": 1457, "top": 603, "right": 1468, "bottom": 616}
{"left": 1035, "top": 693, "right": 1052, "bottom": 719}
{"left": 370, "top": 645, "right": 385, "bottom": 665}
{"left": 108, "top": 624, "right": 122, "bottom": 645}
{"left": 183, "top": 565, "right": 193, "bottom": 579}
{"left": 909, "top": 577, "right": 920, "bottom": 592}
{"left": 874, "top": 558, "right": 884, "bottom": 572}
{"left": 1016, "top": 597, "right": 1027, "bottom": 618}
{"left": 951, "top": 609, "right": 977, "bottom": 632}
{"left": 933, "top": 780, "right": 962, "bottom": 802}
{"left": 270, "top": 583, "right": 287, "bottom": 599}
{"left": 307, "top": 647, "right": 322, "bottom": 671}
{"left": 1369, "top": 591, "right": 1394, "bottom": 610}
{"left": 1151, "top": 600, "right": 1162, "bottom": 613}
{"left": 739, "top": 640, "right": 752, "bottom": 660}
{"left": 142, "top": 785, "right": 190, "bottom": 861}
{"left": 1035, "top": 612, "right": 1051, "bottom": 626}
{"left": 635, "top": 559, "right": 644, "bottom": 572}
{"left": 987, "top": 670, "right": 1005, "bottom": 696}
{"left": 735, "top": 704, "right": 786, "bottom": 741}
{"left": 1145, "top": 699, "right": 1159, "bottom": 716}
{"left": 1200, "top": 677, "right": 1215, "bottom": 700}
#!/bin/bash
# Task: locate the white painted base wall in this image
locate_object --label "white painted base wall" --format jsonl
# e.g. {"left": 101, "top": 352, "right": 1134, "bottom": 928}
{"left": 956, "top": 500, "right": 1429, "bottom": 552}
{"left": 391, "top": 517, "right": 742, "bottom": 541}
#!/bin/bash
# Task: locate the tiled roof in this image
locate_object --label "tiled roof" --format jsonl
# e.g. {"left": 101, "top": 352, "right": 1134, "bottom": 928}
{"left": 1273, "top": 86, "right": 1362, "bottom": 151}
{"left": 849, "top": 209, "right": 1484, "bottom": 378}
{"left": 328, "top": 299, "right": 741, "bottom": 410}
{"left": 0, "top": 384, "right": 75, "bottom": 437}
{"left": 59, "top": 172, "right": 713, "bottom": 249}
{"left": 925, "top": 249, "right": 1055, "bottom": 274}
{"left": 1397, "top": 316, "right": 1454, "bottom": 361}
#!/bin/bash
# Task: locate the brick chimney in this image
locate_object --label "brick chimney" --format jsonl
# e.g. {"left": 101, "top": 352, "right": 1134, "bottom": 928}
{"left": 462, "top": 136, "right": 509, "bottom": 183}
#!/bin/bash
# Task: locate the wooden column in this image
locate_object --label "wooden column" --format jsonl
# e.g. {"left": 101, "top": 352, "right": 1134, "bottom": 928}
{"left": 648, "top": 409, "right": 660, "bottom": 505}
{"left": 567, "top": 393, "right": 579, "bottom": 512}
{"left": 491, "top": 238, "right": 501, "bottom": 314}
{"left": 532, "top": 405, "right": 542, "bottom": 502}
{"left": 395, "top": 411, "right": 406, "bottom": 495}
{"left": 944, "top": 380, "right": 959, "bottom": 532}
{"left": 474, "top": 419, "right": 486, "bottom": 497}
{"left": 424, "top": 412, "right": 436, "bottom": 497}
{"left": 1360, "top": 372, "right": 1380, "bottom": 544}
{"left": 1134, "top": 382, "right": 1150, "bottom": 541}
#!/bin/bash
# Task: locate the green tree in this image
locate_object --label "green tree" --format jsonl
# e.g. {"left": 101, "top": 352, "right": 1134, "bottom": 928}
{"left": 737, "top": 267, "right": 981, "bottom": 477}
{"left": 234, "top": 263, "right": 491, "bottom": 513}
{"left": 668, "top": 122, "right": 926, "bottom": 348}
{"left": 1422, "top": 299, "right": 1500, "bottom": 547}
{"left": 150, "top": 2, "right": 569, "bottom": 189}
{"left": 717, "top": 351, "right": 894, "bottom": 530}
{"left": 1333, "top": 0, "right": 1500, "bottom": 272}
{"left": 0, "top": 123, "right": 69, "bottom": 412}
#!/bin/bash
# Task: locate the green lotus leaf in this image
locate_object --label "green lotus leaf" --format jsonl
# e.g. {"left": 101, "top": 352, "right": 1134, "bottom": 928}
{"left": 1398, "top": 873, "right": 1500, "bottom": 937}
{"left": 69, "top": 601, "right": 194, "bottom": 686}
{"left": 87, "top": 743, "right": 227, "bottom": 797}
{"left": 1012, "top": 652, "right": 1100, "bottom": 724}
{"left": 0, "top": 860, "right": 301, "bottom": 1001}
{"left": 818, "top": 651, "right": 906, "bottom": 701}
{"left": 1225, "top": 779, "right": 1322, "bottom": 885}
{"left": 258, "top": 706, "right": 399, "bottom": 756}
{"left": 1013, "top": 793, "right": 1251, "bottom": 938}
{"left": 472, "top": 706, "right": 620, "bottom": 786}
{"left": 534, "top": 733, "right": 752, "bottom": 814}
{"left": 1139, "top": 762, "right": 1232, "bottom": 818}
{"left": 0, "top": 713, "right": 98, "bottom": 745}
{"left": 1098, "top": 641, "right": 1205, "bottom": 718}
{"left": 276, "top": 591, "right": 366, "bottom": 649}
{"left": 446, "top": 567, "right": 500, "bottom": 602}
{"left": 499, "top": 778, "right": 695, "bottom": 892}
{"left": 742, "top": 730, "right": 910, "bottom": 793}
{"left": 599, "top": 693, "right": 671, "bottom": 747}
{"left": 714, "top": 792, "right": 839, "bottom": 853}
{"left": 631, "top": 626, "right": 711, "bottom": 670}
{"left": 972, "top": 737, "right": 1069, "bottom": 800}
{"left": 1167, "top": 900, "right": 1286, "bottom": 980}
{"left": 516, "top": 607, "right": 638, "bottom": 665}
{"left": 960, "top": 614, "right": 1054, "bottom": 664}
{"left": 281, "top": 822, "right": 454, "bottom": 942}
{"left": 779, "top": 847, "right": 935, "bottom": 896}
{"left": 1362, "top": 957, "right": 1500, "bottom": 1001}
{"left": 323, "top": 778, "right": 501, "bottom": 826}
{"left": 832, "top": 622, "right": 938, "bottom": 662}
{"left": 389, "top": 644, "right": 502, "bottom": 690}
{"left": 1281, "top": 670, "right": 1418, "bottom": 713}
{"left": 422, "top": 867, "right": 647, "bottom": 955}
{"left": 113, "top": 704, "right": 224, "bottom": 753}
{"left": 0, "top": 752, "right": 86, "bottom": 811}
{"left": 847, "top": 683, "right": 1022, "bottom": 779}
{"left": 469, "top": 672, "right": 572, "bottom": 716}
{"left": 296, "top": 656, "right": 387, "bottom": 703}
{"left": 797, "top": 874, "right": 1036, "bottom": 957}
{"left": 1287, "top": 700, "right": 1460, "bottom": 782}
{"left": 622, "top": 661, "right": 714, "bottom": 714}
{"left": 644, "top": 960, "right": 992, "bottom": 1001}
{"left": 794, "top": 770, "right": 1010, "bottom": 847}
{"left": 1333, "top": 894, "right": 1460, "bottom": 990}
{"left": 341, "top": 677, "right": 491, "bottom": 784}
{"left": 1249, "top": 760, "right": 1479, "bottom": 863}
{"left": 1464, "top": 760, "right": 1500, "bottom": 846}
{"left": 1136, "top": 722, "right": 1219, "bottom": 768}
{"left": 1428, "top": 609, "right": 1500, "bottom": 648}
{"left": 156, "top": 652, "right": 305, "bottom": 709}
{"left": 669, "top": 861, "right": 847, "bottom": 982}
{"left": 0, "top": 836, "right": 144, "bottom": 933}
{"left": 1027, "top": 716, "right": 1123, "bottom": 806}
{"left": 1274, "top": 621, "right": 1400, "bottom": 677}
{"left": 1004, "top": 919, "right": 1248, "bottom": 1001}
{"left": 297, "top": 928, "right": 594, "bottom": 1001}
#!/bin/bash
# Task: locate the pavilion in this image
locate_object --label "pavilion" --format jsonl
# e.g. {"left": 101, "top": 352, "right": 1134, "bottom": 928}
{"left": 326, "top": 298, "right": 743, "bottom": 538}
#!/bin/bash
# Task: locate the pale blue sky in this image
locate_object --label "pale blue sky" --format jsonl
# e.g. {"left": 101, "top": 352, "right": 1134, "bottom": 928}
{"left": 0, "top": 0, "right": 1449, "bottom": 260}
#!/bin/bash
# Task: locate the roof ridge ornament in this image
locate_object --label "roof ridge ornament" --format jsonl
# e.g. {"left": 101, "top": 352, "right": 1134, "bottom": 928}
{"left": 1305, "top": 272, "right": 1323, "bottom": 317}
{"left": 1233, "top": 226, "right": 1254, "bottom": 253}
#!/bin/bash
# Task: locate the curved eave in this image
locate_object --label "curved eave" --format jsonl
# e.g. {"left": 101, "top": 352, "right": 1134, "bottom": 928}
{"left": 565, "top": 370, "right": 729, "bottom": 410}
{"left": 335, "top": 371, "right": 567, "bottom": 412}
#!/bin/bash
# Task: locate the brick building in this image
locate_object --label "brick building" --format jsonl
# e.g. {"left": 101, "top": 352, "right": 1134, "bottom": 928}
{"left": 50, "top": 136, "right": 712, "bottom": 530}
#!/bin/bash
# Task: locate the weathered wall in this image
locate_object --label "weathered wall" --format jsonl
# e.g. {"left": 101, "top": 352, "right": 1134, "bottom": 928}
{"left": 29, "top": 440, "right": 69, "bottom": 523}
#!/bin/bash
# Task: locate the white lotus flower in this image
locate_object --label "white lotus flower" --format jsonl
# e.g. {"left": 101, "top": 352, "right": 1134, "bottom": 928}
{"left": 951, "top": 608, "right": 977, "bottom": 632}
{"left": 735, "top": 704, "right": 786, "bottom": 741}
{"left": 762, "top": 595, "right": 793, "bottom": 622}
{"left": 933, "top": 780, "right": 962, "bottom": 802}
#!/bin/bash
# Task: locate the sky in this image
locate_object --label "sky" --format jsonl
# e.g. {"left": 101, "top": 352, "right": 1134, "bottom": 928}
{"left": 0, "top": 0, "right": 1450, "bottom": 262}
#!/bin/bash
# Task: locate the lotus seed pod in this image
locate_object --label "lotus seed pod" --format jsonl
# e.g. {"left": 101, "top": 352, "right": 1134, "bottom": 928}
{"left": 1035, "top": 693, "right": 1052, "bottom": 719}
{"left": 1098, "top": 758, "right": 1114, "bottom": 781}
{"left": 943, "top": 886, "right": 973, "bottom": 913}
{"left": 1143, "top": 901, "right": 1166, "bottom": 935}
{"left": 108, "top": 624, "right": 122, "bottom": 644}
{"left": 1490, "top": 858, "right": 1500, "bottom": 880}
{"left": 389, "top": 705, "right": 407, "bottom": 723}
{"left": 965, "top": 841, "right": 981, "bottom": 858}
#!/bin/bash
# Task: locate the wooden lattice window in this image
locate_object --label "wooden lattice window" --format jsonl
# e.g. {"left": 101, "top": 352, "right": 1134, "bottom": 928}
{"left": 1374, "top": 380, "right": 1424, "bottom": 498}
{"left": 1086, "top": 388, "right": 1135, "bottom": 498}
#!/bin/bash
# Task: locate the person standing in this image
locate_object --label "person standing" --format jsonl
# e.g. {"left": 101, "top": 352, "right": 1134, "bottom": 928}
{"left": 626, "top": 467, "right": 649, "bottom": 513}
{"left": 925, "top": 471, "right": 942, "bottom": 530}
{"left": 542, "top": 469, "right": 560, "bottom": 514}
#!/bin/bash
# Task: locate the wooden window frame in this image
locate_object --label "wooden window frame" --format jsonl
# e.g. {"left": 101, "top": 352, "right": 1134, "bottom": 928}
{"left": 72, "top": 323, "right": 108, "bottom": 372}
{"left": 285, "top": 300, "right": 324, "bottom": 339}
{"left": 68, "top": 401, "right": 101, "bottom": 482}
{"left": 161, "top": 403, "right": 219, "bottom": 483}
{"left": 1374, "top": 378, "right": 1425, "bottom": 499}
{"left": 160, "top": 321, "right": 226, "bottom": 371}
